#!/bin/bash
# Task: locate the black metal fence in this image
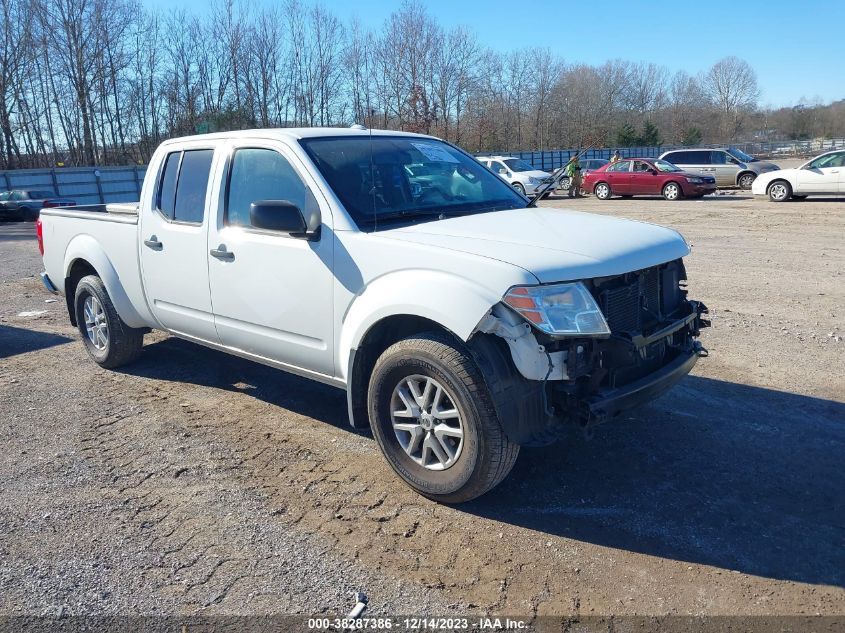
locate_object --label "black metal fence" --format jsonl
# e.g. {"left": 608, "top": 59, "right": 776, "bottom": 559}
{"left": 0, "top": 165, "right": 147, "bottom": 204}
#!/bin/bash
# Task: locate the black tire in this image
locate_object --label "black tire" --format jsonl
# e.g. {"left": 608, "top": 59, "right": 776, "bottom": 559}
{"left": 74, "top": 274, "right": 144, "bottom": 369}
{"left": 792, "top": 195, "right": 808, "bottom": 201}
{"left": 737, "top": 172, "right": 755, "bottom": 189}
{"left": 367, "top": 332, "right": 519, "bottom": 504}
{"left": 512, "top": 182, "right": 526, "bottom": 196}
{"left": 767, "top": 180, "right": 792, "bottom": 202}
{"left": 662, "top": 181, "right": 683, "bottom": 201}
{"left": 594, "top": 182, "right": 612, "bottom": 200}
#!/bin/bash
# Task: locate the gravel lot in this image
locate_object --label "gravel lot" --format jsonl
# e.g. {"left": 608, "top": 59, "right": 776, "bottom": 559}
{"left": 0, "top": 188, "right": 843, "bottom": 620}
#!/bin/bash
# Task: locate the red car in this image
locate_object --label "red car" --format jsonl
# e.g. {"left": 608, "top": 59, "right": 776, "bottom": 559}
{"left": 582, "top": 158, "right": 717, "bottom": 201}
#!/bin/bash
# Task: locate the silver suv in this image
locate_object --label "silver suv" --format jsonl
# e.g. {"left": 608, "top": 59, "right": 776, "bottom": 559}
{"left": 659, "top": 148, "right": 779, "bottom": 189}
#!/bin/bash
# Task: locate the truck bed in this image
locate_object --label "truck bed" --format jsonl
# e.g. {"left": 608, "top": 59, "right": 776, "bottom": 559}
{"left": 39, "top": 203, "right": 153, "bottom": 329}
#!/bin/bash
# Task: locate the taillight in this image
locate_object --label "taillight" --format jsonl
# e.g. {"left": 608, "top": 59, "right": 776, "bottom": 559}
{"left": 36, "top": 218, "right": 44, "bottom": 256}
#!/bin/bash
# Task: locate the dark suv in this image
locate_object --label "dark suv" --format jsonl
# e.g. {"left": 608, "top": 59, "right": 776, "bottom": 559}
{"left": 0, "top": 190, "right": 75, "bottom": 221}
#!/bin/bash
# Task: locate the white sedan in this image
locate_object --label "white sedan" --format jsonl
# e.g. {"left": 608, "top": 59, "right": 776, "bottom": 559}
{"left": 752, "top": 150, "right": 845, "bottom": 201}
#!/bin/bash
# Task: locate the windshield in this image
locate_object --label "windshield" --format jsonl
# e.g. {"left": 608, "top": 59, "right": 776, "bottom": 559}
{"left": 300, "top": 136, "right": 526, "bottom": 230}
{"left": 727, "top": 147, "right": 755, "bottom": 162}
{"left": 502, "top": 158, "right": 536, "bottom": 172}
{"left": 654, "top": 159, "right": 683, "bottom": 172}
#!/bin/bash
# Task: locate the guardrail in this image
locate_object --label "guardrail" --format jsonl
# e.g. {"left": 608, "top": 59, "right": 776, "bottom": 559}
{"left": 0, "top": 165, "right": 146, "bottom": 204}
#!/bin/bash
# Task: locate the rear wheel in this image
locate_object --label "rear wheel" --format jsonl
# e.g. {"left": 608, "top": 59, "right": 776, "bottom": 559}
{"left": 367, "top": 332, "right": 519, "bottom": 504}
{"left": 74, "top": 275, "right": 144, "bottom": 368}
{"left": 594, "top": 182, "right": 612, "bottom": 200}
{"left": 767, "top": 180, "right": 791, "bottom": 202}
{"left": 662, "top": 182, "right": 682, "bottom": 201}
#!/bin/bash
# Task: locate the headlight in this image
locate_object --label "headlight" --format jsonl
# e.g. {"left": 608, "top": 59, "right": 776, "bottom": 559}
{"left": 503, "top": 282, "right": 611, "bottom": 336}
{"left": 686, "top": 177, "right": 703, "bottom": 183}
{"left": 528, "top": 177, "right": 540, "bottom": 185}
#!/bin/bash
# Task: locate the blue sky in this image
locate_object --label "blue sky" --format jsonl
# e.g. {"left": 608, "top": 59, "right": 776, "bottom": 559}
{"left": 146, "top": 0, "right": 843, "bottom": 108}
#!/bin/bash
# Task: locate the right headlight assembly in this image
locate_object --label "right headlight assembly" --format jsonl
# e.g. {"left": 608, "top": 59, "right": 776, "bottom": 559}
{"left": 503, "top": 282, "right": 611, "bottom": 337}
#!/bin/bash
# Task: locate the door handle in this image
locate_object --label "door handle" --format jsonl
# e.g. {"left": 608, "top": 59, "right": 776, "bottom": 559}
{"left": 210, "top": 245, "right": 235, "bottom": 261}
{"left": 144, "top": 236, "right": 162, "bottom": 250}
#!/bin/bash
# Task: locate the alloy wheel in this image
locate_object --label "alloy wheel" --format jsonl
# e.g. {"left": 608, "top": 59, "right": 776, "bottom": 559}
{"left": 83, "top": 295, "right": 109, "bottom": 350}
{"left": 390, "top": 374, "right": 464, "bottom": 471}
{"left": 769, "top": 183, "right": 789, "bottom": 201}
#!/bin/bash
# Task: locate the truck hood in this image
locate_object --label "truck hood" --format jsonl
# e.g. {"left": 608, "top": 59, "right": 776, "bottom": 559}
{"left": 381, "top": 207, "right": 690, "bottom": 283}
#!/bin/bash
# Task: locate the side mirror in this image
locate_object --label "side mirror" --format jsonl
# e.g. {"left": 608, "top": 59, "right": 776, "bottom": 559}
{"left": 497, "top": 168, "right": 507, "bottom": 175}
{"left": 250, "top": 200, "right": 310, "bottom": 237}
{"left": 649, "top": 169, "right": 658, "bottom": 175}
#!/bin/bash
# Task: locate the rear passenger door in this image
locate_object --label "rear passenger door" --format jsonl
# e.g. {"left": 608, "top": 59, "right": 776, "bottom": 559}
{"left": 604, "top": 160, "right": 632, "bottom": 193}
{"left": 140, "top": 144, "right": 220, "bottom": 343}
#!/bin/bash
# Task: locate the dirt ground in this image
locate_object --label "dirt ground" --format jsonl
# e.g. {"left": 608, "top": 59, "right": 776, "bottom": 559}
{"left": 0, "top": 189, "right": 843, "bottom": 621}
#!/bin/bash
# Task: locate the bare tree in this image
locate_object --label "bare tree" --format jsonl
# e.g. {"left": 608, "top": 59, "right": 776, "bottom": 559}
{"left": 702, "top": 56, "right": 760, "bottom": 141}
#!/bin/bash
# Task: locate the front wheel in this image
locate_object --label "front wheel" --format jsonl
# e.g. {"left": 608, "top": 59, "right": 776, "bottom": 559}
{"left": 662, "top": 182, "right": 682, "bottom": 201}
{"left": 594, "top": 182, "right": 612, "bottom": 200}
{"left": 738, "top": 172, "right": 755, "bottom": 189}
{"left": 367, "top": 332, "right": 519, "bottom": 503}
{"left": 767, "top": 180, "right": 791, "bottom": 202}
{"left": 512, "top": 182, "right": 526, "bottom": 196}
{"left": 74, "top": 275, "right": 144, "bottom": 368}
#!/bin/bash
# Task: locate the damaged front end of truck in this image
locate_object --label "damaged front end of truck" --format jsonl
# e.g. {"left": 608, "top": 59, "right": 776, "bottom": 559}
{"left": 470, "top": 258, "right": 710, "bottom": 446}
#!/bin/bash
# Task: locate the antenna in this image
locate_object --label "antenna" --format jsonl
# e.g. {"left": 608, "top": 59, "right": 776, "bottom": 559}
{"left": 368, "top": 124, "right": 377, "bottom": 233}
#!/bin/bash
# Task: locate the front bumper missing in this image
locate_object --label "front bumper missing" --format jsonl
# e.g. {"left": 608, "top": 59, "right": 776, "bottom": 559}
{"left": 587, "top": 346, "right": 700, "bottom": 422}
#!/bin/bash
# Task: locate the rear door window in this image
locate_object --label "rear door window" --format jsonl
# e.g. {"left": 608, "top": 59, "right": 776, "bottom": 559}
{"left": 174, "top": 149, "right": 214, "bottom": 224}
{"left": 607, "top": 160, "right": 632, "bottom": 172}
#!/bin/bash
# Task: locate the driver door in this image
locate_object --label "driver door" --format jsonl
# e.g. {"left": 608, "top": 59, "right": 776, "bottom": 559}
{"left": 206, "top": 141, "right": 335, "bottom": 376}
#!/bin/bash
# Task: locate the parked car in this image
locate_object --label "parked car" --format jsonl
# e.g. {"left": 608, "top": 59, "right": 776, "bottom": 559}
{"left": 39, "top": 128, "right": 708, "bottom": 503}
{"left": 582, "top": 158, "right": 717, "bottom": 201}
{"left": 476, "top": 155, "right": 553, "bottom": 196}
{"left": 0, "top": 189, "right": 75, "bottom": 221}
{"left": 752, "top": 149, "right": 845, "bottom": 201}
{"left": 659, "top": 147, "right": 779, "bottom": 189}
{"left": 560, "top": 158, "right": 609, "bottom": 191}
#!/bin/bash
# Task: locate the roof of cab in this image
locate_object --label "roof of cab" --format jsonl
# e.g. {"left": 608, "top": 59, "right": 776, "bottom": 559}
{"left": 159, "top": 127, "right": 436, "bottom": 146}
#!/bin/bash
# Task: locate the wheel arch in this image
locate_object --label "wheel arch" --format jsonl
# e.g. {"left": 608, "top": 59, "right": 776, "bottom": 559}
{"left": 340, "top": 270, "right": 508, "bottom": 428}
{"left": 737, "top": 170, "right": 756, "bottom": 186}
{"left": 62, "top": 235, "right": 147, "bottom": 328}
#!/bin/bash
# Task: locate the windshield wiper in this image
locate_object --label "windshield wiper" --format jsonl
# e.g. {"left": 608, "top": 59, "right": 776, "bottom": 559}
{"left": 365, "top": 209, "right": 448, "bottom": 225}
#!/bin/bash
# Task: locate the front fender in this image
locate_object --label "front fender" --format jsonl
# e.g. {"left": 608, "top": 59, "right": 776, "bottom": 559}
{"left": 337, "top": 269, "right": 504, "bottom": 382}
{"left": 64, "top": 234, "right": 147, "bottom": 329}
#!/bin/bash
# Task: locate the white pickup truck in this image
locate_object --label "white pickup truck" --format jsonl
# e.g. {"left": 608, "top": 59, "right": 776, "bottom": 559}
{"left": 38, "top": 128, "right": 708, "bottom": 503}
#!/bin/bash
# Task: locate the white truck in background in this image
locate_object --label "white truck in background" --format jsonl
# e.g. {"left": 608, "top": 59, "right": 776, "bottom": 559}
{"left": 38, "top": 127, "right": 708, "bottom": 503}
